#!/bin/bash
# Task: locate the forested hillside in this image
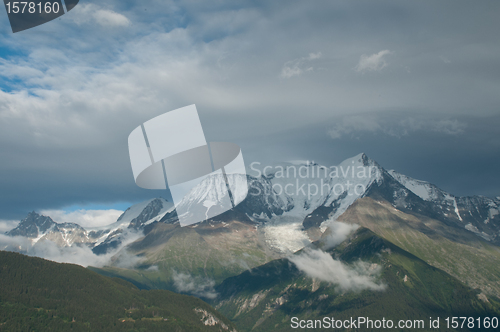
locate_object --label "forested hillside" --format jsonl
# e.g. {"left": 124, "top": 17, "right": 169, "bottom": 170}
{"left": 0, "top": 251, "right": 236, "bottom": 332}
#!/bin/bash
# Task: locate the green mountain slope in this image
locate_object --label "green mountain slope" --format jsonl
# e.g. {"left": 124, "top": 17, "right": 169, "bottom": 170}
{"left": 91, "top": 211, "right": 281, "bottom": 291}
{"left": 213, "top": 228, "right": 500, "bottom": 332}
{"left": 337, "top": 197, "right": 500, "bottom": 298}
{"left": 0, "top": 250, "right": 237, "bottom": 332}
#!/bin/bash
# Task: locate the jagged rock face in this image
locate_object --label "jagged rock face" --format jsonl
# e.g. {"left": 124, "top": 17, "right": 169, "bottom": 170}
{"left": 4, "top": 198, "right": 173, "bottom": 254}
{"left": 5, "top": 213, "right": 101, "bottom": 248}
{"left": 128, "top": 198, "right": 165, "bottom": 229}
{"left": 6, "top": 212, "right": 104, "bottom": 247}
{"left": 155, "top": 174, "right": 295, "bottom": 225}
{"left": 92, "top": 229, "right": 123, "bottom": 255}
{"left": 297, "top": 155, "right": 500, "bottom": 246}
{"left": 7, "top": 212, "right": 55, "bottom": 238}
{"left": 456, "top": 196, "right": 500, "bottom": 243}
{"left": 237, "top": 175, "right": 294, "bottom": 218}
{"left": 93, "top": 198, "right": 173, "bottom": 255}
{"left": 383, "top": 170, "right": 500, "bottom": 244}
{"left": 232, "top": 153, "right": 382, "bottom": 224}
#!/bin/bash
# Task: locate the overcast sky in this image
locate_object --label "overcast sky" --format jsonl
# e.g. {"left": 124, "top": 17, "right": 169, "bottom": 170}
{"left": 1, "top": 0, "right": 499, "bottom": 222}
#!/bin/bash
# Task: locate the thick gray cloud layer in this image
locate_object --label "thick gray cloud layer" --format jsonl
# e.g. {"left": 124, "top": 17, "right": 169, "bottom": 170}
{"left": 0, "top": 0, "right": 499, "bottom": 219}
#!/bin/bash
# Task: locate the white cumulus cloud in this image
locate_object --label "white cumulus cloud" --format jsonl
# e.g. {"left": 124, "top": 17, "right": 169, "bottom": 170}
{"left": 172, "top": 271, "right": 217, "bottom": 299}
{"left": 355, "top": 50, "right": 392, "bottom": 73}
{"left": 322, "top": 221, "right": 359, "bottom": 250}
{"left": 71, "top": 4, "right": 130, "bottom": 27}
{"left": 289, "top": 248, "right": 386, "bottom": 292}
{"left": 93, "top": 9, "right": 131, "bottom": 27}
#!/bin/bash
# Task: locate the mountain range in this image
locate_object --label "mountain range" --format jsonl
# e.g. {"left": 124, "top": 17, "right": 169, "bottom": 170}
{"left": 3, "top": 153, "right": 500, "bottom": 331}
{"left": 4, "top": 198, "right": 173, "bottom": 253}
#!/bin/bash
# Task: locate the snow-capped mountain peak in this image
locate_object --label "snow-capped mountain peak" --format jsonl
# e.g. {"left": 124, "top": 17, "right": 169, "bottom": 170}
{"left": 6, "top": 211, "right": 97, "bottom": 247}
{"left": 91, "top": 197, "right": 173, "bottom": 254}
{"left": 6, "top": 212, "right": 56, "bottom": 238}
{"left": 127, "top": 198, "right": 173, "bottom": 229}
{"left": 387, "top": 170, "right": 500, "bottom": 243}
{"left": 387, "top": 170, "right": 446, "bottom": 202}
{"left": 5, "top": 198, "right": 174, "bottom": 252}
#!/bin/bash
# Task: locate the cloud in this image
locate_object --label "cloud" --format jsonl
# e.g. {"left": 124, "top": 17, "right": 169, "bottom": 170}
{"left": 281, "top": 52, "right": 322, "bottom": 78}
{"left": 328, "top": 114, "right": 467, "bottom": 139}
{"left": 289, "top": 248, "right": 385, "bottom": 292}
{"left": 321, "top": 221, "right": 359, "bottom": 250}
{"left": 172, "top": 271, "right": 217, "bottom": 299}
{"left": 26, "top": 239, "right": 113, "bottom": 267}
{"left": 93, "top": 9, "right": 131, "bottom": 27}
{"left": 0, "top": 220, "right": 19, "bottom": 233}
{"left": 0, "top": 228, "right": 144, "bottom": 268}
{"left": 39, "top": 209, "right": 123, "bottom": 228}
{"left": 0, "top": 233, "right": 104, "bottom": 266}
{"left": 111, "top": 246, "right": 146, "bottom": 269}
{"left": 0, "top": 0, "right": 500, "bottom": 219}
{"left": 355, "top": 50, "right": 392, "bottom": 73}
{"left": 0, "top": 234, "right": 30, "bottom": 251}
{"left": 71, "top": 4, "right": 130, "bottom": 27}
